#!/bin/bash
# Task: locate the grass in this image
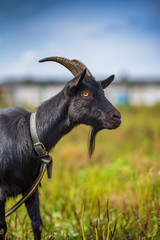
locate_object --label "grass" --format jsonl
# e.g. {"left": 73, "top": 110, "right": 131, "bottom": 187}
{"left": 3, "top": 105, "right": 160, "bottom": 239}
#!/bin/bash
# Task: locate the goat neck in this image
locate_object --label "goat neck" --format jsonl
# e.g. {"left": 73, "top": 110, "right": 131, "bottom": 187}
{"left": 36, "top": 90, "right": 73, "bottom": 151}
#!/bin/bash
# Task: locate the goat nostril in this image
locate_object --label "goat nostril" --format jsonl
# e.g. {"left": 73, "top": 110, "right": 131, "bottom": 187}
{"left": 113, "top": 114, "right": 120, "bottom": 119}
{"left": 112, "top": 111, "right": 121, "bottom": 120}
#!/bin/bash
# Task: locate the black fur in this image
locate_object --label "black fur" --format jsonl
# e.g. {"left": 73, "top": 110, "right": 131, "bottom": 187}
{"left": 0, "top": 70, "right": 121, "bottom": 240}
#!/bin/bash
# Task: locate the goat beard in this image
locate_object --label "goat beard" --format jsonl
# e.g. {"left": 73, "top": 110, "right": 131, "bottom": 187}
{"left": 88, "top": 128, "right": 100, "bottom": 157}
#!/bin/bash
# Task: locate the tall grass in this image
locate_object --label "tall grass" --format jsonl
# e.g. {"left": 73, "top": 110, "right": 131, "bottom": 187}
{"left": 4, "top": 105, "right": 160, "bottom": 239}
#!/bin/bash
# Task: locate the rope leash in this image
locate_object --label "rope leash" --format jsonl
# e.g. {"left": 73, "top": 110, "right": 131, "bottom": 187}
{"left": 5, "top": 163, "right": 46, "bottom": 217}
{"left": 5, "top": 113, "right": 52, "bottom": 217}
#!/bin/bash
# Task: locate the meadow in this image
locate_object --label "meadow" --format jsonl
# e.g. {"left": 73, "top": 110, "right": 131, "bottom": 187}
{"left": 4, "top": 105, "right": 160, "bottom": 239}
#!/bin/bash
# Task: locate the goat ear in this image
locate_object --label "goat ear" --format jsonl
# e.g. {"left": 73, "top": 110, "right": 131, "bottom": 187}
{"left": 100, "top": 75, "right": 115, "bottom": 89}
{"left": 65, "top": 69, "right": 86, "bottom": 96}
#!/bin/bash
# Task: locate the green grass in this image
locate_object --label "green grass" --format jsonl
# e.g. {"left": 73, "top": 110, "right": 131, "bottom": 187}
{"left": 4, "top": 105, "right": 160, "bottom": 239}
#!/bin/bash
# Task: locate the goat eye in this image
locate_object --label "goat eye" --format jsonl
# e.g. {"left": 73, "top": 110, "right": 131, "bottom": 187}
{"left": 82, "top": 92, "right": 90, "bottom": 97}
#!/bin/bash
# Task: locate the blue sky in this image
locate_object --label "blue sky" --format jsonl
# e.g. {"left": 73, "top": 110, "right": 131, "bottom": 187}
{"left": 0, "top": 0, "right": 160, "bottom": 81}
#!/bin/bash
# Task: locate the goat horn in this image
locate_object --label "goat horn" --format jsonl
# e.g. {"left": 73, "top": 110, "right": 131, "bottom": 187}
{"left": 72, "top": 59, "right": 92, "bottom": 76}
{"left": 39, "top": 57, "right": 83, "bottom": 76}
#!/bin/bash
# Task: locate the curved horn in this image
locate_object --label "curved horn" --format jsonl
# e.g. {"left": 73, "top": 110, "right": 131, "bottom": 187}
{"left": 72, "top": 59, "right": 92, "bottom": 76}
{"left": 39, "top": 57, "right": 83, "bottom": 76}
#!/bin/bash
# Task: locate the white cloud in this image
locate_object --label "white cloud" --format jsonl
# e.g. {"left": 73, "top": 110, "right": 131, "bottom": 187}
{"left": 20, "top": 50, "right": 37, "bottom": 63}
{"left": 4, "top": 50, "right": 38, "bottom": 77}
{"left": 0, "top": 12, "right": 160, "bottom": 81}
{"left": 41, "top": 20, "right": 160, "bottom": 79}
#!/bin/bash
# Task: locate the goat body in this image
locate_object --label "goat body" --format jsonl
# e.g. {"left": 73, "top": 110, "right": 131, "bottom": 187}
{"left": 0, "top": 57, "right": 121, "bottom": 240}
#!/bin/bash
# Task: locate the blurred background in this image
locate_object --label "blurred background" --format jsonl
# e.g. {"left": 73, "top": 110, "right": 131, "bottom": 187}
{"left": 0, "top": 0, "right": 160, "bottom": 107}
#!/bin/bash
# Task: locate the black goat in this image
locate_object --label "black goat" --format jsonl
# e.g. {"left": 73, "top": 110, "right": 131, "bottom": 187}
{"left": 0, "top": 57, "right": 121, "bottom": 240}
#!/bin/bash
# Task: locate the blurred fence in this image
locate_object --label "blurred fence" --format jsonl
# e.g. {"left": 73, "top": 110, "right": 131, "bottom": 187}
{"left": 0, "top": 79, "right": 160, "bottom": 107}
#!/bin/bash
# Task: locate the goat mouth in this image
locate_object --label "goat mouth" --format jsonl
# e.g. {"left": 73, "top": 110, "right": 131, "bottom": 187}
{"left": 105, "top": 119, "right": 121, "bottom": 129}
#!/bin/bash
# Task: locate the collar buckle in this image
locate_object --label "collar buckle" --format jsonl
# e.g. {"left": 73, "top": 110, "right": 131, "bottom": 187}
{"left": 34, "top": 142, "right": 49, "bottom": 158}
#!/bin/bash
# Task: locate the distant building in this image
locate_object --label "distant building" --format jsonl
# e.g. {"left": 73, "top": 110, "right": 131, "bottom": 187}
{"left": 105, "top": 81, "right": 160, "bottom": 106}
{"left": 0, "top": 81, "right": 64, "bottom": 106}
{"left": 0, "top": 79, "right": 160, "bottom": 107}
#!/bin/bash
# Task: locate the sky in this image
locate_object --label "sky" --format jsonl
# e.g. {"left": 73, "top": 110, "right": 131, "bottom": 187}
{"left": 0, "top": 0, "right": 160, "bottom": 82}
